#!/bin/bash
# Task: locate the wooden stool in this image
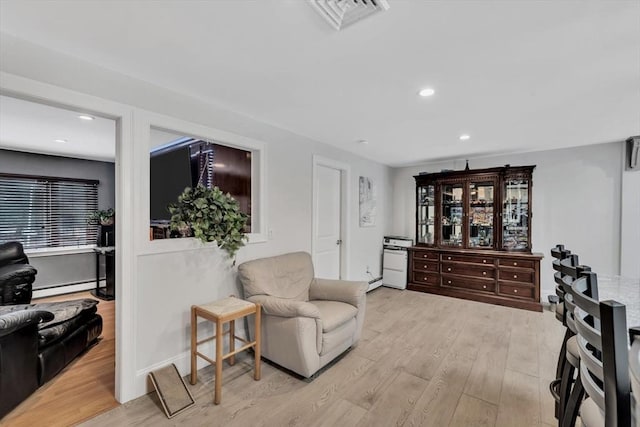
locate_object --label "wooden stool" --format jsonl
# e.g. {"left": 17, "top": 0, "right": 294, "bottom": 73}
{"left": 190, "top": 296, "right": 261, "bottom": 404}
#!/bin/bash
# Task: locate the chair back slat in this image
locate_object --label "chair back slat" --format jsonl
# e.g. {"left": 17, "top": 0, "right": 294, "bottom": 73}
{"left": 561, "top": 255, "right": 581, "bottom": 278}
{"left": 572, "top": 275, "right": 600, "bottom": 319}
{"left": 580, "top": 361, "right": 607, "bottom": 412}
{"left": 575, "top": 307, "right": 602, "bottom": 351}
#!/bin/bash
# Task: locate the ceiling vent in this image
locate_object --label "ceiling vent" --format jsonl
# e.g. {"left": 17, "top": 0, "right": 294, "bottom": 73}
{"left": 310, "top": 0, "right": 390, "bottom": 30}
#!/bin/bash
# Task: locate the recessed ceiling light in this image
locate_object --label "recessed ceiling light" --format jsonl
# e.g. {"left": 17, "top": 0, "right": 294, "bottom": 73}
{"left": 357, "top": 139, "right": 369, "bottom": 144}
{"left": 78, "top": 115, "right": 94, "bottom": 121}
{"left": 212, "top": 163, "right": 226, "bottom": 168}
{"left": 54, "top": 139, "right": 68, "bottom": 143}
{"left": 459, "top": 134, "right": 471, "bottom": 141}
{"left": 418, "top": 88, "right": 435, "bottom": 97}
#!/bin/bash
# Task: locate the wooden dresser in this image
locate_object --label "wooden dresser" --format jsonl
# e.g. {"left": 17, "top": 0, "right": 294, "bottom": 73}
{"left": 409, "top": 247, "right": 543, "bottom": 311}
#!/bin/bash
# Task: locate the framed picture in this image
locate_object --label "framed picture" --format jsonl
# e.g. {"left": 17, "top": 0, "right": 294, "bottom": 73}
{"left": 359, "top": 176, "right": 376, "bottom": 227}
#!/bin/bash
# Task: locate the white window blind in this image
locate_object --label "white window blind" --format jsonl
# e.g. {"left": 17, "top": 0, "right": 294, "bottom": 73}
{"left": 0, "top": 174, "right": 99, "bottom": 250}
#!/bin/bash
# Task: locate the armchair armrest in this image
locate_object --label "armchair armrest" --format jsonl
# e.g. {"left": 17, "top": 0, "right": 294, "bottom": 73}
{"left": 0, "top": 310, "right": 54, "bottom": 338}
{"left": 310, "top": 278, "right": 367, "bottom": 308}
{"left": 247, "top": 295, "right": 321, "bottom": 319}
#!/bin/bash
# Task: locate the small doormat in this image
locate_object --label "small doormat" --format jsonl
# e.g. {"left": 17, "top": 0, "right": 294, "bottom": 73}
{"left": 148, "top": 364, "right": 195, "bottom": 418}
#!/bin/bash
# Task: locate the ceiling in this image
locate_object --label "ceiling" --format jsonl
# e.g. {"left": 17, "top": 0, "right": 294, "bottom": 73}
{"left": 0, "top": 1, "right": 638, "bottom": 166}
{"left": 0, "top": 95, "right": 115, "bottom": 161}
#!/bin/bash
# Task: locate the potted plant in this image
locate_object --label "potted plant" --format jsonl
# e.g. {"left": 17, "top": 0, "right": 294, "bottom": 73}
{"left": 87, "top": 208, "right": 115, "bottom": 226}
{"left": 168, "top": 186, "right": 248, "bottom": 259}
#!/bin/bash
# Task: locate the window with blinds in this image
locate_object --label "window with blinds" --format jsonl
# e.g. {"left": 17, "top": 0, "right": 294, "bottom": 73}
{"left": 0, "top": 174, "right": 99, "bottom": 250}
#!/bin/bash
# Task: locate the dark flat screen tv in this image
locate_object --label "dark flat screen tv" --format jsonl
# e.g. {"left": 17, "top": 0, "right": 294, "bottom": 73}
{"left": 150, "top": 147, "right": 193, "bottom": 221}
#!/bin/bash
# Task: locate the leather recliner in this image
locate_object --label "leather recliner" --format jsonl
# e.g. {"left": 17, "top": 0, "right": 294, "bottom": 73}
{"left": 0, "top": 300, "right": 103, "bottom": 418}
{"left": 238, "top": 252, "right": 367, "bottom": 378}
{"left": 0, "top": 242, "right": 37, "bottom": 305}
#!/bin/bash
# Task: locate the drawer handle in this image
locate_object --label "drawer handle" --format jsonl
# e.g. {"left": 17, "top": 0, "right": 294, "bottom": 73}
{"left": 423, "top": 277, "right": 427, "bottom": 281}
{"left": 513, "top": 262, "right": 518, "bottom": 266}
{"left": 447, "top": 280, "right": 452, "bottom": 284}
{"left": 513, "top": 274, "right": 518, "bottom": 279}
{"left": 447, "top": 256, "right": 451, "bottom": 260}
{"left": 514, "top": 289, "right": 518, "bottom": 293}
{"left": 483, "top": 259, "right": 487, "bottom": 263}
{"left": 483, "top": 285, "right": 487, "bottom": 289}
{"left": 424, "top": 265, "right": 428, "bottom": 269}
{"left": 482, "top": 271, "right": 487, "bottom": 276}
{"left": 447, "top": 268, "right": 452, "bottom": 272}
{"left": 423, "top": 254, "right": 428, "bottom": 258}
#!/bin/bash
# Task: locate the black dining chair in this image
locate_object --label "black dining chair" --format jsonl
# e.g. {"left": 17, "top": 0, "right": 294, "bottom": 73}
{"left": 629, "top": 327, "right": 640, "bottom": 425}
{"left": 550, "top": 249, "right": 588, "bottom": 426}
{"left": 570, "top": 271, "right": 631, "bottom": 427}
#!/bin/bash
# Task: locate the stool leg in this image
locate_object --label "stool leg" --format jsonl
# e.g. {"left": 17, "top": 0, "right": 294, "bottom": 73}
{"left": 254, "top": 305, "right": 261, "bottom": 381}
{"left": 229, "top": 319, "right": 235, "bottom": 366}
{"left": 214, "top": 319, "right": 223, "bottom": 404}
{"left": 190, "top": 307, "right": 197, "bottom": 385}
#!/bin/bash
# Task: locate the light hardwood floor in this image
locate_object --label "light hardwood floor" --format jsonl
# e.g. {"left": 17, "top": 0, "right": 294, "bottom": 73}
{"left": 2, "top": 291, "right": 117, "bottom": 427}
{"left": 81, "top": 287, "right": 564, "bottom": 427}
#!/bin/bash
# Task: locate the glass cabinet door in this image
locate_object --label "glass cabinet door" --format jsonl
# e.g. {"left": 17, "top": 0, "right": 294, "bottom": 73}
{"left": 502, "top": 178, "right": 530, "bottom": 250}
{"left": 417, "top": 184, "right": 435, "bottom": 244}
{"left": 468, "top": 181, "right": 495, "bottom": 248}
{"left": 441, "top": 183, "right": 464, "bottom": 246}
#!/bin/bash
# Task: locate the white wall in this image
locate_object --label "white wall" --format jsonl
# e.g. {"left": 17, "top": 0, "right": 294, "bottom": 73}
{"left": 620, "top": 158, "right": 640, "bottom": 279}
{"left": 391, "top": 142, "right": 625, "bottom": 301}
{"left": 1, "top": 35, "right": 392, "bottom": 400}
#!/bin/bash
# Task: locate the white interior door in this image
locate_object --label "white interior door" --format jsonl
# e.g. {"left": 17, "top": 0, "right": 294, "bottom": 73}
{"left": 314, "top": 164, "right": 342, "bottom": 279}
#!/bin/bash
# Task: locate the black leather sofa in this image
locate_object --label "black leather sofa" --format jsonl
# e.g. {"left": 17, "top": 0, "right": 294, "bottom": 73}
{"left": 0, "top": 299, "right": 103, "bottom": 418}
{"left": 0, "top": 242, "right": 37, "bottom": 305}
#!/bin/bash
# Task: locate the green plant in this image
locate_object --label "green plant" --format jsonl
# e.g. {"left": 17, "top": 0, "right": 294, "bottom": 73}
{"left": 87, "top": 208, "right": 115, "bottom": 225}
{"left": 168, "top": 185, "right": 249, "bottom": 259}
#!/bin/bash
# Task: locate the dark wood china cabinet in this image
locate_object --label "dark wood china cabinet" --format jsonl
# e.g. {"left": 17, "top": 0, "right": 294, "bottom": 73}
{"left": 410, "top": 165, "right": 543, "bottom": 311}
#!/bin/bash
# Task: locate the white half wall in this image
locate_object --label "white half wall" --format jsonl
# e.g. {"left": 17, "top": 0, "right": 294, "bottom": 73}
{"left": 391, "top": 141, "right": 626, "bottom": 302}
{"left": 1, "top": 35, "right": 392, "bottom": 401}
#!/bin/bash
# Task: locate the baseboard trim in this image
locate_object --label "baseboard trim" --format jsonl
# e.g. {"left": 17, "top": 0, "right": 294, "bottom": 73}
{"left": 33, "top": 281, "right": 105, "bottom": 299}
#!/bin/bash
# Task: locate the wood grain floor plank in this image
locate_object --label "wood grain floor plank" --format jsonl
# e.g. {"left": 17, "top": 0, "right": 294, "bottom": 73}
{"left": 307, "top": 398, "right": 367, "bottom": 427}
{"left": 463, "top": 318, "right": 511, "bottom": 405}
{"left": 403, "top": 314, "right": 483, "bottom": 427}
{"left": 355, "top": 371, "right": 428, "bottom": 427}
{"left": 495, "top": 369, "right": 541, "bottom": 427}
{"left": 448, "top": 393, "right": 498, "bottom": 427}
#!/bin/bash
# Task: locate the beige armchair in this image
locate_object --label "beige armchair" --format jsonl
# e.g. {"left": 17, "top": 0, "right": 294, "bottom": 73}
{"left": 237, "top": 252, "right": 367, "bottom": 378}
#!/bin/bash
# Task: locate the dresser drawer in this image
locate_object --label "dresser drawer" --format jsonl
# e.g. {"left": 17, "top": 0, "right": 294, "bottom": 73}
{"left": 441, "top": 253, "right": 494, "bottom": 265}
{"left": 498, "top": 258, "right": 535, "bottom": 269}
{"left": 413, "top": 260, "right": 439, "bottom": 273}
{"left": 412, "top": 272, "right": 439, "bottom": 285}
{"left": 413, "top": 250, "right": 439, "bottom": 261}
{"left": 442, "top": 275, "right": 495, "bottom": 293}
{"left": 441, "top": 262, "right": 495, "bottom": 279}
{"left": 499, "top": 269, "right": 534, "bottom": 284}
{"left": 498, "top": 282, "right": 535, "bottom": 299}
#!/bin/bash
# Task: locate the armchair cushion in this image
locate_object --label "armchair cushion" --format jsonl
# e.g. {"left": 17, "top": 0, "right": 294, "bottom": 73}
{"left": 0, "top": 263, "right": 38, "bottom": 286}
{"left": 238, "top": 252, "right": 313, "bottom": 301}
{"left": 309, "top": 300, "right": 357, "bottom": 333}
{"left": 0, "top": 309, "right": 53, "bottom": 337}
{"left": 310, "top": 278, "right": 368, "bottom": 308}
{"left": 0, "top": 241, "right": 29, "bottom": 266}
{"left": 247, "top": 295, "right": 320, "bottom": 319}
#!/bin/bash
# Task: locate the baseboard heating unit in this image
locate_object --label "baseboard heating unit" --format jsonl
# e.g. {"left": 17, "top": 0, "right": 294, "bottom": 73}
{"left": 367, "top": 277, "right": 383, "bottom": 292}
